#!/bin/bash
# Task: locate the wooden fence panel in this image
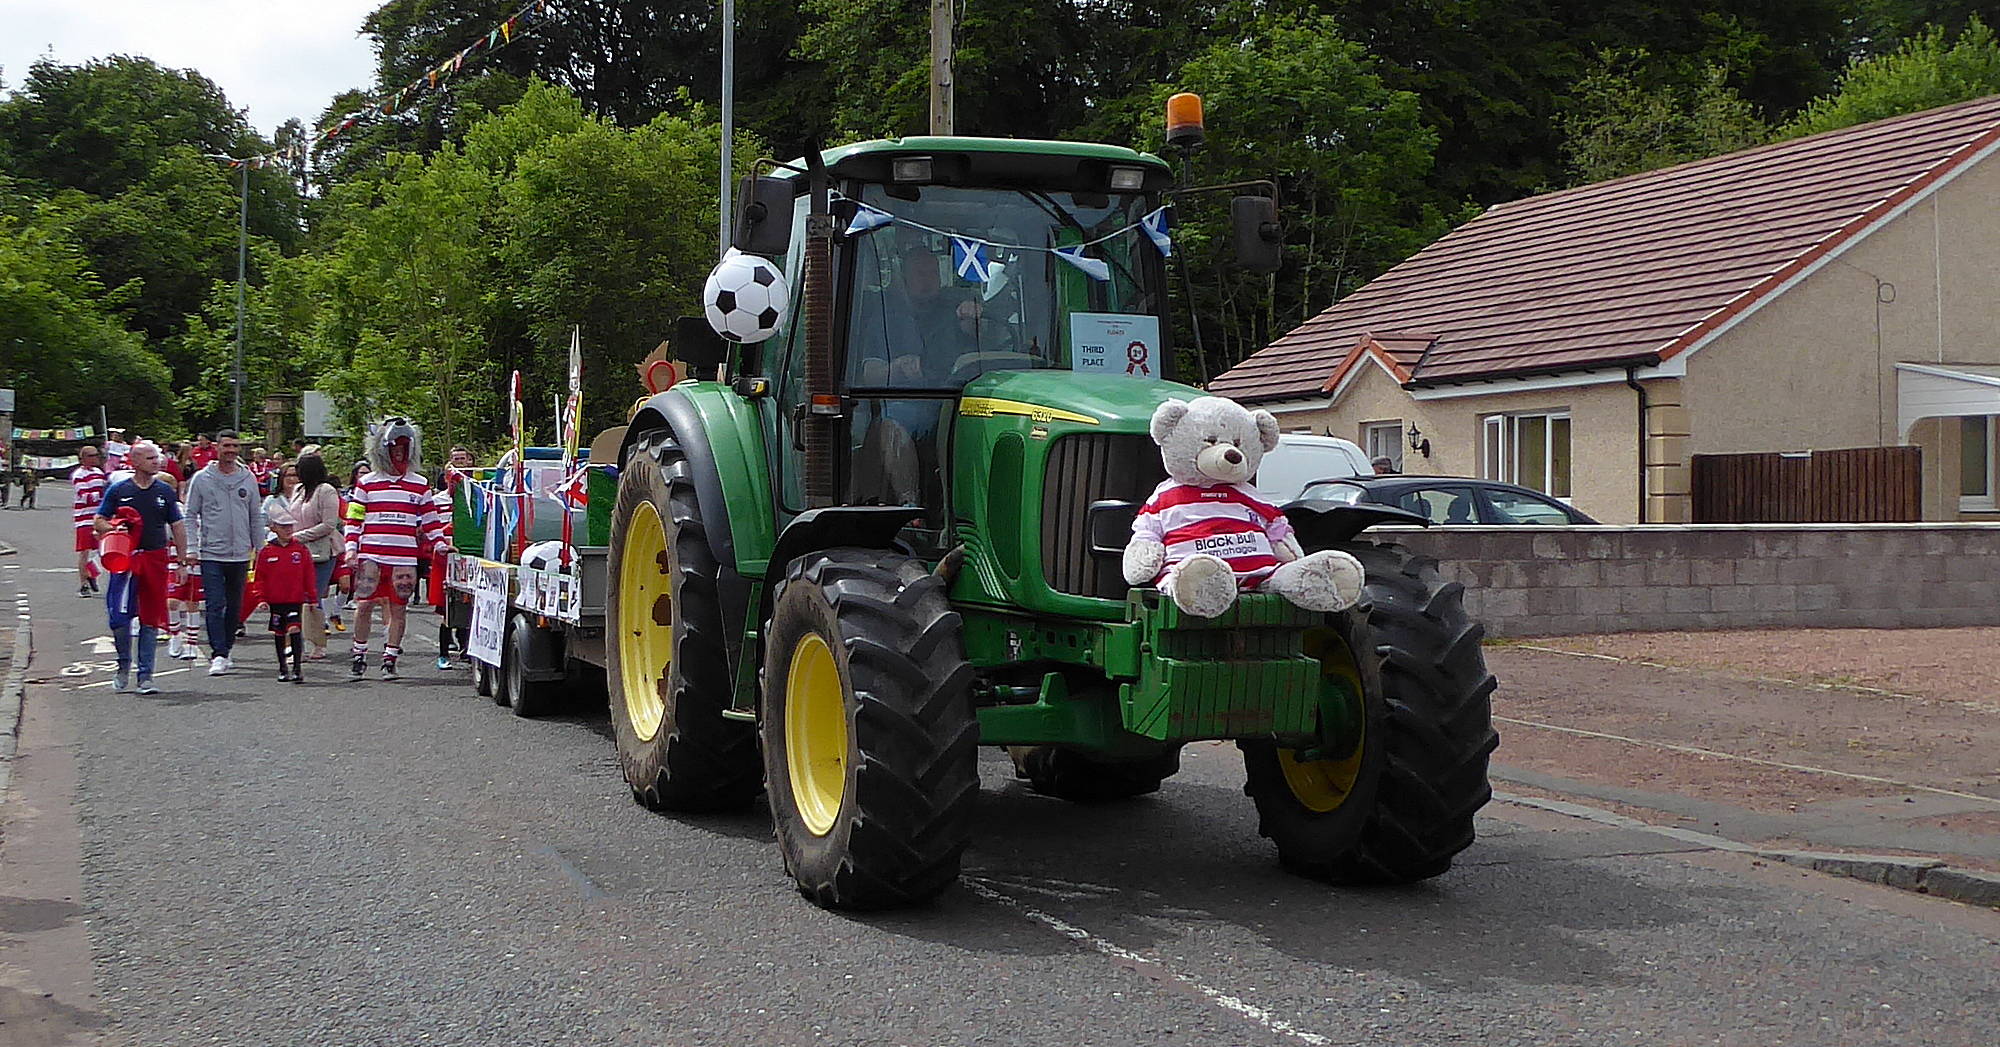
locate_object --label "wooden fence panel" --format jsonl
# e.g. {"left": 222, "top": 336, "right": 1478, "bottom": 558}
{"left": 1691, "top": 446, "right": 1921, "bottom": 523}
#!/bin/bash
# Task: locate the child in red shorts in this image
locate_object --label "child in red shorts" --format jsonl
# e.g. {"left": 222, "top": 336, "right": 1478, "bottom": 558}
{"left": 167, "top": 558, "right": 204, "bottom": 661}
{"left": 256, "top": 511, "right": 320, "bottom": 683}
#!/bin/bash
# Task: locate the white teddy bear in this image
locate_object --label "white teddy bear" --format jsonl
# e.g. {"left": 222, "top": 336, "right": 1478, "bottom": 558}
{"left": 1122, "top": 396, "right": 1366, "bottom": 619}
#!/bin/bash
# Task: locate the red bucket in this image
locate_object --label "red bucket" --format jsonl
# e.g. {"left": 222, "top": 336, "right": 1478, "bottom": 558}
{"left": 100, "top": 529, "right": 135, "bottom": 573}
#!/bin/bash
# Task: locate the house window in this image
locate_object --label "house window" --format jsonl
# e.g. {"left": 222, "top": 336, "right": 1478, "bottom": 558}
{"left": 1963, "top": 415, "right": 1995, "bottom": 511}
{"left": 1362, "top": 421, "right": 1403, "bottom": 472}
{"left": 1482, "top": 410, "right": 1572, "bottom": 498}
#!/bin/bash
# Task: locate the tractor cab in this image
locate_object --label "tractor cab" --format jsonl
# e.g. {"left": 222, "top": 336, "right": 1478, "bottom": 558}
{"left": 727, "top": 139, "right": 1183, "bottom": 554}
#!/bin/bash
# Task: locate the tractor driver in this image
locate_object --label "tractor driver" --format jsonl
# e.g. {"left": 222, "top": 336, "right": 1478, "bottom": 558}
{"left": 852, "top": 242, "right": 981, "bottom": 389}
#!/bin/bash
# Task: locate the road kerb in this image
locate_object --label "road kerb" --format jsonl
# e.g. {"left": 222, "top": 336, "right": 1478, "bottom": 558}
{"left": 1, "top": 618, "right": 29, "bottom": 801}
{"left": 1496, "top": 790, "right": 2000, "bottom": 911}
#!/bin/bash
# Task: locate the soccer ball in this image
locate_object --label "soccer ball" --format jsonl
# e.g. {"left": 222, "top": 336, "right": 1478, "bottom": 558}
{"left": 703, "top": 249, "right": 789, "bottom": 343}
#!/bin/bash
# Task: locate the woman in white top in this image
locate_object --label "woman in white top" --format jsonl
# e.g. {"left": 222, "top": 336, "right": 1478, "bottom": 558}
{"left": 287, "top": 455, "right": 344, "bottom": 660}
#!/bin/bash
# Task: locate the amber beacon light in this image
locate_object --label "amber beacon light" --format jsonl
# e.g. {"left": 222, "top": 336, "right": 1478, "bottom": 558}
{"left": 1165, "top": 92, "right": 1205, "bottom": 149}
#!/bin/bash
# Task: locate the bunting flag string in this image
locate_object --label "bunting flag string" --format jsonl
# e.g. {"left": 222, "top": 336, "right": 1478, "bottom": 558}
{"left": 950, "top": 236, "right": 991, "bottom": 283}
{"left": 215, "top": 0, "right": 555, "bottom": 173}
{"left": 1054, "top": 245, "right": 1112, "bottom": 282}
{"left": 13, "top": 454, "right": 82, "bottom": 470}
{"left": 837, "top": 195, "right": 1171, "bottom": 284}
{"left": 12, "top": 425, "right": 99, "bottom": 440}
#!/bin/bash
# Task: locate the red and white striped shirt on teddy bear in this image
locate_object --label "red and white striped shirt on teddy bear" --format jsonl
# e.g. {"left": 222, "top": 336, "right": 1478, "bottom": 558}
{"left": 343, "top": 470, "right": 443, "bottom": 568}
{"left": 1131, "top": 480, "right": 1294, "bottom": 587}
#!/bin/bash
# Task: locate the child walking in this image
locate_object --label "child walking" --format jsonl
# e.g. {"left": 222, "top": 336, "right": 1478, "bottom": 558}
{"left": 256, "top": 510, "right": 319, "bottom": 683}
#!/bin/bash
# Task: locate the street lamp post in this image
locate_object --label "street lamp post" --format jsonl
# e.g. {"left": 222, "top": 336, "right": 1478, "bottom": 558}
{"left": 233, "top": 158, "right": 248, "bottom": 432}
{"left": 208, "top": 152, "right": 252, "bottom": 432}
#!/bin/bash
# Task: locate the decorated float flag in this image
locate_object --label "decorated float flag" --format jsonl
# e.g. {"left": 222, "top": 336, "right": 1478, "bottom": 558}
{"left": 951, "top": 236, "right": 991, "bottom": 283}
{"left": 1055, "top": 245, "right": 1110, "bottom": 282}
{"left": 845, "top": 203, "right": 895, "bottom": 236}
{"left": 1141, "top": 207, "right": 1172, "bottom": 258}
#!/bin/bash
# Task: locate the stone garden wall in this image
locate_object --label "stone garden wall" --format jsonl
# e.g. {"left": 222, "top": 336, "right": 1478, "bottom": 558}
{"left": 1374, "top": 525, "right": 2000, "bottom": 637}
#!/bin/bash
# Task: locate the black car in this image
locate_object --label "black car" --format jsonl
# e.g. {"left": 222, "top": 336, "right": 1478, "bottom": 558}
{"left": 1297, "top": 476, "right": 1599, "bottom": 525}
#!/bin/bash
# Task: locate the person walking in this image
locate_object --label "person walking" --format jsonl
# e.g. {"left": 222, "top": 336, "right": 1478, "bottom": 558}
{"left": 256, "top": 510, "right": 318, "bottom": 683}
{"left": 96, "top": 441, "right": 187, "bottom": 694}
{"left": 345, "top": 418, "right": 443, "bottom": 680}
{"left": 19, "top": 466, "right": 39, "bottom": 508}
{"left": 262, "top": 462, "right": 297, "bottom": 539}
{"left": 288, "top": 454, "right": 343, "bottom": 662}
{"left": 183, "top": 430, "right": 261, "bottom": 676}
{"left": 70, "top": 445, "right": 108, "bottom": 598}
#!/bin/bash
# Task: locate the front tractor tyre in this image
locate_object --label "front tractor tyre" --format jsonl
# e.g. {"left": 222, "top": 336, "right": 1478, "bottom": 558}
{"left": 604, "top": 431, "right": 761, "bottom": 812}
{"left": 762, "top": 549, "right": 978, "bottom": 910}
{"left": 1240, "top": 542, "right": 1498, "bottom": 884}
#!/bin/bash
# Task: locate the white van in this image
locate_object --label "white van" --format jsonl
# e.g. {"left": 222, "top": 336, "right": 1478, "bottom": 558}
{"left": 1255, "top": 434, "right": 1374, "bottom": 503}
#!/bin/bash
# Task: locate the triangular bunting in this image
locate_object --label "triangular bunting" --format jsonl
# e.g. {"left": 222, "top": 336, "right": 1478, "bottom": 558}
{"left": 951, "top": 236, "right": 991, "bottom": 283}
{"left": 1141, "top": 207, "right": 1172, "bottom": 258}
{"left": 1055, "top": 245, "right": 1110, "bottom": 282}
{"left": 844, "top": 203, "right": 895, "bottom": 236}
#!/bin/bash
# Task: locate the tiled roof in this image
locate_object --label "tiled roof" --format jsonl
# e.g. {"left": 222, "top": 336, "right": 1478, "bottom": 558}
{"left": 1209, "top": 95, "right": 2000, "bottom": 403}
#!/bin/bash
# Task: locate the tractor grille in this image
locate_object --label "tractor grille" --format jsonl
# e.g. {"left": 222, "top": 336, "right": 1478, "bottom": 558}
{"left": 1040, "top": 433, "right": 1165, "bottom": 598}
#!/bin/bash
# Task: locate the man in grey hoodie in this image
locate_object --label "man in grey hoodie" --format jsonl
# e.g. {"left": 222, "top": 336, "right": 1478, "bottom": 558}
{"left": 183, "top": 430, "right": 262, "bottom": 675}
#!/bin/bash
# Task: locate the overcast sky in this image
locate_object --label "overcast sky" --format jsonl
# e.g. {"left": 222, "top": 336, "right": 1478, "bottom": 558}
{"left": 0, "top": 1, "right": 384, "bottom": 138}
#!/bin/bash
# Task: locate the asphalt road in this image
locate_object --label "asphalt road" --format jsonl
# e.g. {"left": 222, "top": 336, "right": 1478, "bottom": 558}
{"left": 2, "top": 498, "right": 1997, "bottom": 1047}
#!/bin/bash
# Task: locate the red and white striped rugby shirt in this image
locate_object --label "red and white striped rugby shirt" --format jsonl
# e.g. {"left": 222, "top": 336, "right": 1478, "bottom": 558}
{"left": 1131, "top": 480, "right": 1295, "bottom": 587}
{"left": 71, "top": 466, "right": 107, "bottom": 531}
{"left": 343, "top": 470, "right": 444, "bottom": 567}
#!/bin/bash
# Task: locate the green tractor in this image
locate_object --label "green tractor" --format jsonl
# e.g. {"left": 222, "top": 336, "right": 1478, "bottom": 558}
{"left": 603, "top": 129, "right": 1497, "bottom": 910}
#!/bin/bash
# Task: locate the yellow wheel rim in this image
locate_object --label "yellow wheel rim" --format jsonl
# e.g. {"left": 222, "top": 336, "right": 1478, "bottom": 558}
{"left": 1280, "top": 628, "right": 1367, "bottom": 813}
{"left": 785, "top": 633, "right": 849, "bottom": 837}
{"left": 617, "top": 500, "right": 672, "bottom": 743}
{"left": 1277, "top": 745, "right": 1365, "bottom": 813}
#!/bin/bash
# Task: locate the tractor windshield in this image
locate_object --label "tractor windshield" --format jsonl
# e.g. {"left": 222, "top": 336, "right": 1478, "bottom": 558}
{"left": 842, "top": 183, "right": 1167, "bottom": 392}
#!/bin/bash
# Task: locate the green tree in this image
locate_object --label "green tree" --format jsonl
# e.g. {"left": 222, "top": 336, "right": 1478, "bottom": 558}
{"left": 1780, "top": 16, "right": 2000, "bottom": 137}
{"left": 0, "top": 208, "right": 176, "bottom": 431}
{"left": 1122, "top": 13, "right": 1449, "bottom": 378}
{"left": 1561, "top": 55, "right": 1772, "bottom": 183}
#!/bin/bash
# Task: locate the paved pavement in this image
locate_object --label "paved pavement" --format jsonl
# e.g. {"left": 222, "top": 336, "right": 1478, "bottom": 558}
{"left": 2, "top": 497, "right": 1998, "bottom": 1047}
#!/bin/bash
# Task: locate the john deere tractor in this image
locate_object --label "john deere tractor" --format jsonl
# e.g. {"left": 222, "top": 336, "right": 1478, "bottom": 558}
{"left": 603, "top": 124, "right": 1497, "bottom": 910}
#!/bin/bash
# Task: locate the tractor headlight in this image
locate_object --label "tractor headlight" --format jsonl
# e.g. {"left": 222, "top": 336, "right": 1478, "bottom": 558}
{"left": 1109, "top": 166, "right": 1147, "bottom": 191}
{"left": 892, "top": 156, "right": 933, "bottom": 182}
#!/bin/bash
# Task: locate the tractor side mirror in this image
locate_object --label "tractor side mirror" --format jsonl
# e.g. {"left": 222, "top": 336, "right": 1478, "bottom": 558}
{"left": 673, "top": 315, "right": 730, "bottom": 381}
{"left": 1230, "top": 195, "right": 1283, "bottom": 274}
{"left": 732, "top": 175, "right": 795, "bottom": 258}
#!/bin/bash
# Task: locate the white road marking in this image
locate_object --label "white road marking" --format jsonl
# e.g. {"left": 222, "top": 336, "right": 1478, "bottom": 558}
{"left": 81, "top": 636, "right": 118, "bottom": 654}
{"left": 964, "top": 878, "right": 1333, "bottom": 1046}
{"left": 1494, "top": 714, "right": 2000, "bottom": 807}
{"left": 76, "top": 667, "right": 192, "bottom": 690}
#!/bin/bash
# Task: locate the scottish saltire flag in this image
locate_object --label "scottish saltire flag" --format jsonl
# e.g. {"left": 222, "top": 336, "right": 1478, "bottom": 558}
{"left": 951, "top": 236, "right": 991, "bottom": 283}
{"left": 1141, "top": 207, "right": 1172, "bottom": 257}
{"left": 845, "top": 203, "right": 895, "bottom": 236}
{"left": 1055, "top": 245, "right": 1110, "bottom": 282}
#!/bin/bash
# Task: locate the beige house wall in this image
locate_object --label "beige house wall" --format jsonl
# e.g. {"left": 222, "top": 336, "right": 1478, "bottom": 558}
{"left": 1268, "top": 361, "right": 1643, "bottom": 523}
{"left": 1251, "top": 153, "right": 2000, "bottom": 524}
{"left": 1682, "top": 152, "right": 2000, "bottom": 519}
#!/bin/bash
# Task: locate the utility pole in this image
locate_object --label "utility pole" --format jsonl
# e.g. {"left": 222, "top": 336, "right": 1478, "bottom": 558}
{"left": 719, "top": 0, "right": 735, "bottom": 258}
{"left": 233, "top": 159, "right": 248, "bottom": 431}
{"left": 929, "top": 0, "right": 953, "bottom": 134}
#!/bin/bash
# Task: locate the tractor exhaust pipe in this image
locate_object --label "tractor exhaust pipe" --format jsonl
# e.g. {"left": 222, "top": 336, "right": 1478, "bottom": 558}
{"left": 802, "top": 144, "right": 837, "bottom": 508}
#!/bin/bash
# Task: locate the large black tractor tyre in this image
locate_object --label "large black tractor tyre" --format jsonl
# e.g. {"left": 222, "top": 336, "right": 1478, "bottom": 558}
{"left": 506, "top": 615, "right": 562, "bottom": 718}
{"left": 1240, "top": 541, "right": 1498, "bottom": 884}
{"left": 1008, "top": 745, "right": 1182, "bottom": 802}
{"left": 473, "top": 657, "right": 496, "bottom": 698}
{"left": 762, "top": 549, "right": 978, "bottom": 910}
{"left": 604, "top": 431, "right": 761, "bottom": 812}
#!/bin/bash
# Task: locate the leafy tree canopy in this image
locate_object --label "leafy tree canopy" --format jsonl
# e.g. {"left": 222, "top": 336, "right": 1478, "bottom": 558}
{"left": 1780, "top": 16, "right": 2000, "bottom": 136}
